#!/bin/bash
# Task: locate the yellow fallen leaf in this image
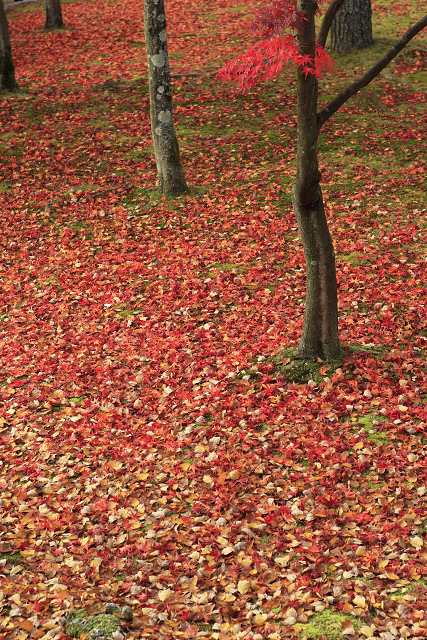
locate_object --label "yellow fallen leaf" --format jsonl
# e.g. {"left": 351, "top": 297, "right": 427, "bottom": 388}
{"left": 353, "top": 594, "right": 366, "bottom": 608}
{"left": 238, "top": 580, "right": 250, "bottom": 595}
{"left": 228, "top": 469, "right": 240, "bottom": 480}
{"left": 254, "top": 613, "right": 268, "bottom": 625}
{"left": 360, "top": 625, "right": 375, "bottom": 637}
{"left": 20, "top": 620, "right": 34, "bottom": 633}
{"left": 223, "top": 593, "right": 236, "bottom": 602}
{"left": 274, "top": 556, "right": 290, "bottom": 568}
{"left": 410, "top": 536, "right": 423, "bottom": 549}
{"left": 240, "top": 556, "right": 252, "bottom": 567}
{"left": 386, "top": 572, "right": 400, "bottom": 580}
{"left": 158, "top": 589, "right": 172, "bottom": 602}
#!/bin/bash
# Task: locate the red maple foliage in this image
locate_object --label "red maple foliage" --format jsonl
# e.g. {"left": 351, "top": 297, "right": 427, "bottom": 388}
{"left": 217, "top": 0, "right": 334, "bottom": 89}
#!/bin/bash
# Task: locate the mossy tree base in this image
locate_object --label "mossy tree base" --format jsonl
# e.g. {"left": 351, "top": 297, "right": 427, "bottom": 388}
{"left": 269, "top": 343, "right": 387, "bottom": 384}
{"left": 269, "top": 347, "right": 345, "bottom": 383}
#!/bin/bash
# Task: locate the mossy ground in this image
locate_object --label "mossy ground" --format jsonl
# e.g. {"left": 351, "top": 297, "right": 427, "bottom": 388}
{"left": 65, "top": 609, "right": 123, "bottom": 640}
{"left": 298, "top": 610, "right": 362, "bottom": 640}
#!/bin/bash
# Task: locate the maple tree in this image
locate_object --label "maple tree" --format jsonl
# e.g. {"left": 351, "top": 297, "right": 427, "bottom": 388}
{"left": 43, "top": 0, "right": 63, "bottom": 30}
{"left": 0, "top": 0, "right": 18, "bottom": 92}
{"left": 0, "top": 0, "right": 427, "bottom": 639}
{"left": 143, "top": 0, "right": 187, "bottom": 195}
{"left": 218, "top": 0, "right": 427, "bottom": 360}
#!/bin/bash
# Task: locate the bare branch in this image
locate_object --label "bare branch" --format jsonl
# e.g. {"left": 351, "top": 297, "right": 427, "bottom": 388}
{"left": 318, "top": 13, "right": 427, "bottom": 129}
{"left": 316, "top": 0, "right": 347, "bottom": 48}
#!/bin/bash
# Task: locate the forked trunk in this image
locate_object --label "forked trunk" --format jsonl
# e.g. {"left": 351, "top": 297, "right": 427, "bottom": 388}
{"left": 0, "top": 1, "right": 18, "bottom": 92}
{"left": 44, "top": 0, "right": 63, "bottom": 29}
{"left": 294, "top": 0, "right": 339, "bottom": 359}
{"left": 143, "top": 0, "right": 187, "bottom": 196}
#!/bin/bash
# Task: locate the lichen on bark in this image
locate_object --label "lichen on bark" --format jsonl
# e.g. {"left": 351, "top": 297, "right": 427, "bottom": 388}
{"left": 143, "top": 0, "right": 187, "bottom": 196}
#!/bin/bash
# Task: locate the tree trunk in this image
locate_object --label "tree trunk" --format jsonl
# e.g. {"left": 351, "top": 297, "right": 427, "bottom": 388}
{"left": 143, "top": 0, "right": 187, "bottom": 196}
{"left": 44, "top": 0, "right": 63, "bottom": 30}
{"left": 293, "top": 0, "right": 339, "bottom": 360}
{"left": 0, "top": 0, "right": 18, "bottom": 93}
{"left": 330, "top": 0, "right": 373, "bottom": 52}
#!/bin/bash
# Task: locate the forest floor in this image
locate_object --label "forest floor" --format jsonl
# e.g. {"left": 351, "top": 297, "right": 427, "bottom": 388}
{"left": 0, "top": 0, "right": 427, "bottom": 639}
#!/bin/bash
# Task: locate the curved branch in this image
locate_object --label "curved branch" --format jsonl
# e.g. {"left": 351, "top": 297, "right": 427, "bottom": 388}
{"left": 318, "top": 13, "right": 427, "bottom": 129}
{"left": 316, "top": 0, "right": 347, "bottom": 48}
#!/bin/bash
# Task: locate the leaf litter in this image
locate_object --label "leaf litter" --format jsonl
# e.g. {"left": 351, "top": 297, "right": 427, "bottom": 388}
{"left": 0, "top": 0, "right": 427, "bottom": 639}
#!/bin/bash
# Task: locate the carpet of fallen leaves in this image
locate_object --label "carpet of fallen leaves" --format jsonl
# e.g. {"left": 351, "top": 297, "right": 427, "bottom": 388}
{"left": 1, "top": 0, "right": 427, "bottom": 639}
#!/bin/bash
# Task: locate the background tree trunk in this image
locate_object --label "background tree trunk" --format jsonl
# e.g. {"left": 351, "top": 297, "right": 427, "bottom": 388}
{"left": 294, "top": 0, "right": 340, "bottom": 360}
{"left": 143, "top": 0, "right": 187, "bottom": 196}
{"left": 0, "top": 1, "right": 18, "bottom": 92}
{"left": 44, "top": 0, "right": 63, "bottom": 29}
{"left": 330, "top": 0, "right": 373, "bottom": 52}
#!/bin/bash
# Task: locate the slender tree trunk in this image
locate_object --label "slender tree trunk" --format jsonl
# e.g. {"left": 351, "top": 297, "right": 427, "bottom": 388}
{"left": 0, "top": 0, "right": 18, "bottom": 93}
{"left": 330, "top": 0, "right": 373, "bottom": 52}
{"left": 293, "top": 0, "right": 339, "bottom": 360}
{"left": 143, "top": 0, "right": 187, "bottom": 196}
{"left": 44, "top": 0, "right": 63, "bottom": 30}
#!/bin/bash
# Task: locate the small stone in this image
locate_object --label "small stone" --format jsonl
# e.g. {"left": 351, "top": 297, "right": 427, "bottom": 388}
{"left": 121, "top": 606, "right": 132, "bottom": 622}
{"left": 130, "top": 585, "right": 143, "bottom": 595}
{"left": 105, "top": 604, "right": 119, "bottom": 615}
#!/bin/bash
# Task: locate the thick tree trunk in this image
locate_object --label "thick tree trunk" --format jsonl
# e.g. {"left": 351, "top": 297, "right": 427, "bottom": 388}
{"left": 330, "top": 0, "right": 373, "bottom": 52}
{"left": 0, "top": 1, "right": 18, "bottom": 92}
{"left": 293, "top": 0, "right": 339, "bottom": 360}
{"left": 44, "top": 0, "right": 63, "bottom": 30}
{"left": 143, "top": 0, "right": 187, "bottom": 196}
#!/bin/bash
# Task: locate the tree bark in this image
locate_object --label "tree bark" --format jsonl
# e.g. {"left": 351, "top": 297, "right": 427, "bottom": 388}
{"left": 0, "top": 0, "right": 18, "bottom": 93}
{"left": 143, "top": 0, "right": 188, "bottom": 196}
{"left": 317, "top": 0, "right": 347, "bottom": 48}
{"left": 330, "top": 0, "right": 373, "bottom": 52}
{"left": 293, "top": 0, "right": 339, "bottom": 359}
{"left": 44, "top": 0, "right": 63, "bottom": 30}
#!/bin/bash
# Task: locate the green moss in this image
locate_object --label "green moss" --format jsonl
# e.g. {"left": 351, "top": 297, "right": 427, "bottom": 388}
{"left": 268, "top": 347, "right": 346, "bottom": 383}
{"left": 0, "top": 552, "right": 22, "bottom": 565}
{"left": 389, "top": 578, "right": 427, "bottom": 600}
{"left": 336, "top": 251, "right": 370, "bottom": 266}
{"left": 358, "top": 413, "right": 389, "bottom": 446}
{"left": 299, "top": 610, "right": 361, "bottom": 640}
{"left": 64, "top": 606, "right": 131, "bottom": 639}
